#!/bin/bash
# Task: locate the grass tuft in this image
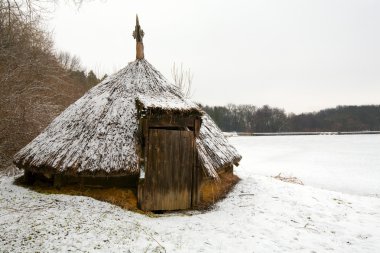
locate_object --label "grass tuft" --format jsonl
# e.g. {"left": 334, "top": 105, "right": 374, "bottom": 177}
{"left": 273, "top": 173, "right": 304, "bottom": 185}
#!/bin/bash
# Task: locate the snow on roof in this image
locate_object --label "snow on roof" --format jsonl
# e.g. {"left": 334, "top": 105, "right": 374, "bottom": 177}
{"left": 13, "top": 59, "right": 241, "bottom": 177}
{"left": 137, "top": 94, "right": 198, "bottom": 113}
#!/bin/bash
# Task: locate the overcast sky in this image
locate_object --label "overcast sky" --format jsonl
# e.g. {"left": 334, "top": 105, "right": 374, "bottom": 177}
{"left": 48, "top": 0, "right": 380, "bottom": 113}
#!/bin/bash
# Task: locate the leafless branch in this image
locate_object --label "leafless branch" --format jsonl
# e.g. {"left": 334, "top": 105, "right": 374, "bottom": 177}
{"left": 171, "top": 62, "right": 194, "bottom": 99}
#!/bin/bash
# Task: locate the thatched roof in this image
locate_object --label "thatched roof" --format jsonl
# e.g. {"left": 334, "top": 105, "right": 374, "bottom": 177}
{"left": 197, "top": 114, "right": 241, "bottom": 178}
{"left": 13, "top": 59, "right": 241, "bottom": 178}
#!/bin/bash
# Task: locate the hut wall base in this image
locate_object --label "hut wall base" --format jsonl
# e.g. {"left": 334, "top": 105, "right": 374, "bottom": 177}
{"left": 24, "top": 170, "right": 36, "bottom": 185}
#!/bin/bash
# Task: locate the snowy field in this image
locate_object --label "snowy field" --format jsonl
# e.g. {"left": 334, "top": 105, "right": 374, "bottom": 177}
{"left": 1, "top": 135, "right": 380, "bottom": 252}
{"left": 230, "top": 135, "right": 380, "bottom": 197}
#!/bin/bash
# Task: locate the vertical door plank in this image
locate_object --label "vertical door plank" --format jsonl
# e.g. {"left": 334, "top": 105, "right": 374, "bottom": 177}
{"left": 141, "top": 129, "right": 195, "bottom": 211}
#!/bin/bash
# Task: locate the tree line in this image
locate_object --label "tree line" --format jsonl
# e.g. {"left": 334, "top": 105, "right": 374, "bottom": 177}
{"left": 56, "top": 51, "right": 107, "bottom": 87}
{"left": 202, "top": 104, "right": 380, "bottom": 133}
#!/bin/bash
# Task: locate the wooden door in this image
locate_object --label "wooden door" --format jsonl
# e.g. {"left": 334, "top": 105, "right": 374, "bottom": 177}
{"left": 141, "top": 129, "right": 194, "bottom": 211}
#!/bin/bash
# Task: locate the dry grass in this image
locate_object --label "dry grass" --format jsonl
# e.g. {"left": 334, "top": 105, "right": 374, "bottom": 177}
{"left": 198, "top": 172, "right": 240, "bottom": 210}
{"left": 14, "top": 172, "right": 240, "bottom": 214}
{"left": 273, "top": 173, "right": 304, "bottom": 185}
{"left": 14, "top": 175, "right": 144, "bottom": 213}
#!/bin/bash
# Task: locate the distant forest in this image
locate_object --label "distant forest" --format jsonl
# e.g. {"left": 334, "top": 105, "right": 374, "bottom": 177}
{"left": 202, "top": 104, "right": 380, "bottom": 133}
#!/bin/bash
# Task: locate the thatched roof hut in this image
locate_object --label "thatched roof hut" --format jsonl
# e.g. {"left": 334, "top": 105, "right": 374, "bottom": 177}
{"left": 13, "top": 16, "right": 241, "bottom": 210}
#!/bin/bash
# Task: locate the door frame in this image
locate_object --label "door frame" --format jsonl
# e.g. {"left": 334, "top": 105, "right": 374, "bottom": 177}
{"left": 137, "top": 114, "right": 201, "bottom": 211}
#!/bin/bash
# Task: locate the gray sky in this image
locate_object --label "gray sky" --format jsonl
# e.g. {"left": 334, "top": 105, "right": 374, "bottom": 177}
{"left": 49, "top": 0, "right": 380, "bottom": 113}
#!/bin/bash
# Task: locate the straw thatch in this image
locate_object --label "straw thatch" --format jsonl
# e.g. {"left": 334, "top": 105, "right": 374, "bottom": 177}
{"left": 197, "top": 114, "right": 241, "bottom": 178}
{"left": 13, "top": 59, "right": 241, "bottom": 178}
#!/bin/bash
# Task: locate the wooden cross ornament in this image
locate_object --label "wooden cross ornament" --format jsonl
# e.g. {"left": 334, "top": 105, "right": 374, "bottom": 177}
{"left": 133, "top": 15, "right": 145, "bottom": 59}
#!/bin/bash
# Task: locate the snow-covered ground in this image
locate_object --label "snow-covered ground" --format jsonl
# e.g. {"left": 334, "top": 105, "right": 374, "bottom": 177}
{"left": 230, "top": 135, "right": 380, "bottom": 197}
{"left": 1, "top": 135, "right": 380, "bottom": 252}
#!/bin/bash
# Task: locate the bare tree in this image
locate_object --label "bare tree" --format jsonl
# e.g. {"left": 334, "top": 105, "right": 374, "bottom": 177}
{"left": 0, "top": 0, "right": 87, "bottom": 170}
{"left": 171, "top": 62, "right": 194, "bottom": 98}
{"left": 57, "top": 51, "right": 82, "bottom": 71}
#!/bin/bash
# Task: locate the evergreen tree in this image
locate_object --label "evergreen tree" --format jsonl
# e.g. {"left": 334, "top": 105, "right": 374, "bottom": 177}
{"left": 86, "top": 70, "right": 99, "bottom": 87}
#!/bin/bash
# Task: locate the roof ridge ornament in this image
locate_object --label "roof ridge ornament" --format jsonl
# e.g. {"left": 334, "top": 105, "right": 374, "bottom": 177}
{"left": 133, "top": 15, "right": 145, "bottom": 59}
